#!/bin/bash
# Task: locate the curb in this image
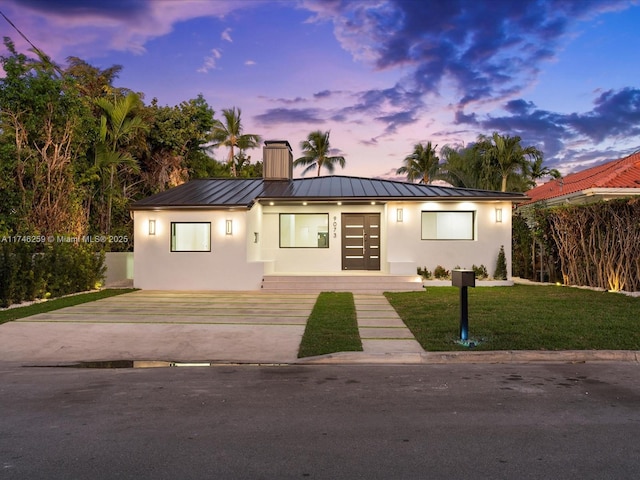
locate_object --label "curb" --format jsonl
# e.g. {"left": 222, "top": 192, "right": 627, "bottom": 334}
{"left": 296, "top": 350, "right": 640, "bottom": 365}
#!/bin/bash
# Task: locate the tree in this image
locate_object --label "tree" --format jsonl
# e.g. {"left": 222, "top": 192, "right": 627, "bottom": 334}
{"left": 94, "top": 92, "right": 147, "bottom": 234}
{"left": 528, "top": 156, "right": 561, "bottom": 184}
{"left": 211, "top": 107, "right": 261, "bottom": 177}
{"left": 142, "top": 95, "right": 216, "bottom": 192}
{"left": 64, "top": 57, "right": 126, "bottom": 101}
{"left": 294, "top": 130, "right": 346, "bottom": 176}
{"left": 494, "top": 245, "right": 508, "bottom": 280}
{"left": 0, "top": 38, "right": 92, "bottom": 236}
{"left": 438, "top": 144, "right": 486, "bottom": 189}
{"left": 475, "top": 132, "right": 542, "bottom": 192}
{"left": 396, "top": 141, "right": 440, "bottom": 183}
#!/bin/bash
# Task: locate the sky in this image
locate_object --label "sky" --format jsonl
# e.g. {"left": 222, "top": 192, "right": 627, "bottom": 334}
{"left": 1, "top": 0, "right": 640, "bottom": 181}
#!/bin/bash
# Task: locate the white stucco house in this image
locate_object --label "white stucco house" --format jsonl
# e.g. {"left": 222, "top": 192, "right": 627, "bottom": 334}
{"left": 130, "top": 141, "right": 526, "bottom": 292}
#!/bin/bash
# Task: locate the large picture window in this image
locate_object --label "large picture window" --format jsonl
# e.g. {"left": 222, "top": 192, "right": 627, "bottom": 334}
{"left": 421, "top": 211, "right": 475, "bottom": 240}
{"left": 280, "top": 214, "right": 329, "bottom": 248}
{"left": 171, "top": 222, "right": 211, "bottom": 252}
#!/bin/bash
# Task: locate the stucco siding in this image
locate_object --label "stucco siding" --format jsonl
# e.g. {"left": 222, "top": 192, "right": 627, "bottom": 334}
{"left": 386, "top": 201, "right": 512, "bottom": 277}
{"left": 133, "top": 210, "right": 263, "bottom": 290}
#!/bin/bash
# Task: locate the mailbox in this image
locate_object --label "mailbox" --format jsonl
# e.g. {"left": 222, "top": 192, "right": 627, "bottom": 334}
{"left": 452, "top": 270, "right": 475, "bottom": 341}
{"left": 452, "top": 269, "right": 475, "bottom": 288}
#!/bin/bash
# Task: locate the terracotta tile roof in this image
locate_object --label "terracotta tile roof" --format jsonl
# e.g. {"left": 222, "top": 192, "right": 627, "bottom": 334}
{"left": 523, "top": 151, "right": 640, "bottom": 204}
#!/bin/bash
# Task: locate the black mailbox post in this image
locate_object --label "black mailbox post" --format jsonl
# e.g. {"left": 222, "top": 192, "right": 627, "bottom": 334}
{"left": 452, "top": 270, "right": 475, "bottom": 341}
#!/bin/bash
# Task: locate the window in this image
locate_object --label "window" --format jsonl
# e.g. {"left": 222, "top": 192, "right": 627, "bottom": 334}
{"left": 280, "top": 214, "right": 329, "bottom": 248}
{"left": 421, "top": 211, "right": 474, "bottom": 240}
{"left": 171, "top": 222, "right": 211, "bottom": 251}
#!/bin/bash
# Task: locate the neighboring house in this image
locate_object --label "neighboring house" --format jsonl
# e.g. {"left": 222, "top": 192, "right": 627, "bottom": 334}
{"left": 522, "top": 151, "right": 640, "bottom": 207}
{"left": 130, "top": 140, "right": 526, "bottom": 291}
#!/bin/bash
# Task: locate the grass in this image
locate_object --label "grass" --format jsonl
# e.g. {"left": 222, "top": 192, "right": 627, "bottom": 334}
{"left": 298, "top": 292, "right": 362, "bottom": 358}
{"left": 386, "top": 285, "right": 640, "bottom": 351}
{"left": 0, "top": 289, "right": 137, "bottom": 325}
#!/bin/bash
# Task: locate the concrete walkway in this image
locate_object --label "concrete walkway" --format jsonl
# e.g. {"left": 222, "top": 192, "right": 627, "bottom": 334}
{"left": 353, "top": 294, "right": 424, "bottom": 354}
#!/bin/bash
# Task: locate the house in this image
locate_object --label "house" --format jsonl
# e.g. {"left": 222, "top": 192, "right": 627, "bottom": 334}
{"left": 130, "top": 140, "right": 526, "bottom": 292}
{"left": 522, "top": 151, "right": 640, "bottom": 207}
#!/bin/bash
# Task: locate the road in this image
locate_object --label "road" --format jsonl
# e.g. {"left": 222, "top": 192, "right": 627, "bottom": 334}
{"left": 1, "top": 362, "right": 639, "bottom": 479}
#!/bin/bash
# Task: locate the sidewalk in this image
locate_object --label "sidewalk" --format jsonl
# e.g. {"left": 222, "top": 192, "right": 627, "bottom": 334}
{"left": 353, "top": 294, "right": 424, "bottom": 354}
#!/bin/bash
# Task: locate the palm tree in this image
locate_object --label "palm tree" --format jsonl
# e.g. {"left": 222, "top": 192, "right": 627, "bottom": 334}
{"left": 95, "top": 92, "right": 147, "bottom": 234}
{"left": 438, "top": 144, "right": 483, "bottom": 189}
{"left": 294, "top": 130, "right": 346, "bottom": 176}
{"left": 396, "top": 141, "right": 440, "bottom": 184}
{"left": 475, "top": 132, "right": 542, "bottom": 192}
{"left": 211, "top": 107, "right": 261, "bottom": 177}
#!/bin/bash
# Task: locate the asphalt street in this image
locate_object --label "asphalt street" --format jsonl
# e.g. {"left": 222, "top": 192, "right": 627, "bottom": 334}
{"left": 1, "top": 362, "right": 639, "bottom": 479}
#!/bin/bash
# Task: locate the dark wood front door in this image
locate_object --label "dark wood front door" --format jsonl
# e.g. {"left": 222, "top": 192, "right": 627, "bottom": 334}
{"left": 342, "top": 213, "right": 380, "bottom": 270}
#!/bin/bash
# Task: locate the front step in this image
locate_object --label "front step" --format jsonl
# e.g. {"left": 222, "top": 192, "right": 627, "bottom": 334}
{"left": 261, "top": 274, "right": 424, "bottom": 294}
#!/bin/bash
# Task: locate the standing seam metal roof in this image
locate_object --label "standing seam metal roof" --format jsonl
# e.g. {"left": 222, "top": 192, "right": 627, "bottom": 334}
{"left": 131, "top": 175, "right": 527, "bottom": 209}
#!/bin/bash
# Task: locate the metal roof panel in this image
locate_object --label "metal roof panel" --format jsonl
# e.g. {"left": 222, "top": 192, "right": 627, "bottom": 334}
{"left": 131, "top": 175, "right": 527, "bottom": 209}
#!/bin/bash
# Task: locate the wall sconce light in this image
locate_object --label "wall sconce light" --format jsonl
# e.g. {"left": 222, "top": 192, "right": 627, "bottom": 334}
{"left": 396, "top": 208, "right": 404, "bottom": 223}
{"left": 495, "top": 208, "right": 503, "bottom": 223}
{"left": 148, "top": 219, "right": 156, "bottom": 235}
{"left": 225, "top": 219, "right": 233, "bottom": 235}
{"left": 254, "top": 232, "right": 259, "bottom": 243}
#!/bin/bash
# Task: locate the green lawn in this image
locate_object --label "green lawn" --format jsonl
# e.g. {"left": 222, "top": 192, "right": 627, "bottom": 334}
{"left": 0, "top": 289, "right": 137, "bottom": 325}
{"left": 386, "top": 285, "right": 640, "bottom": 351}
{"left": 298, "top": 292, "right": 362, "bottom": 358}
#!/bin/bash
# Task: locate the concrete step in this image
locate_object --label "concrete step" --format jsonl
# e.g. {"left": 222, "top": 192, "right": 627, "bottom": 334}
{"left": 261, "top": 275, "right": 424, "bottom": 294}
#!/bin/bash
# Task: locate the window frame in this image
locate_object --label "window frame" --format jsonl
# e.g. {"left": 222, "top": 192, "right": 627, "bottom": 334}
{"left": 170, "top": 222, "right": 212, "bottom": 252}
{"left": 279, "top": 213, "right": 330, "bottom": 249}
{"left": 421, "top": 210, "right": 475, "bottom": 241}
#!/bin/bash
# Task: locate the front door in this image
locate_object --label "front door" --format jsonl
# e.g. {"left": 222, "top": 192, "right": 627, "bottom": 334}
{"left": 341, "top": 213, "right": 380, "bottom": 270}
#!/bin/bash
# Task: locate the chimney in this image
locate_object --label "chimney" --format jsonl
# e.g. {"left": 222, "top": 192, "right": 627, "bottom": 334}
{"left": 263, "top": 140, "right": 293, "bottom": 180}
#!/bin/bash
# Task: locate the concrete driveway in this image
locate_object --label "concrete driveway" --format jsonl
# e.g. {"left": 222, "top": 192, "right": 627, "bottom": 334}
{"left": 0, "top": 291, "right": 317, "bottom": 364}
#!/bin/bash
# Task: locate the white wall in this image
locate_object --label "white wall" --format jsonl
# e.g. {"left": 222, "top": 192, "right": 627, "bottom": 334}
{"left": 259, "top": 203, "right": 386, "bottom": 273}
{"left": 386, "top": 201, "right": 513, "bottom": 277}
{"left": 133, "top": 210, "right": 263, "bottom": 290}
{"left": 133, "top": 200, "right": 514, "bottom": 289}
{"left": 104, "top": 252, "right": 134, "bottom": 286}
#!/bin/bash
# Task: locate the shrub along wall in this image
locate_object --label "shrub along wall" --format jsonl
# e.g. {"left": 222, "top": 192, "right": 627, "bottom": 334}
{"left": 514, "top": 198, "right": 640, "bottom": 292}
{"left": 0, "top": 241, "right": 105, "bottom": 308}
{"left": 546, "top": 198, "right": 640, "bottom": 292}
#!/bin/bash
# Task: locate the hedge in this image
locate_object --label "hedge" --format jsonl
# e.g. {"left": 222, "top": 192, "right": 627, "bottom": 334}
{"left": 0, "top": 240, "right": 106, "bottom": 308}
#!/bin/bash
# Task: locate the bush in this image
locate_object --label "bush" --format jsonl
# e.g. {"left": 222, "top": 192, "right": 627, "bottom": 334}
{"left": 472, "top": 264, "right": 488, "bottom": 279}
{"left": 433, "top": 265, "right": 450, "bottom": 279}
{"left": 0, "top": 240, "right": 105, "bottom": 307}
{"left": 417, "top": 266, "right": 432, "bottom": 280}
{"left": 494, "top": 245, "right": 508, "bottom": 280}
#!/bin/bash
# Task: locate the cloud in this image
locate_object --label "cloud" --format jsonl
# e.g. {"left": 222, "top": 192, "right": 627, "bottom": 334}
{"left": 13, "top": 0, "right": 147, "bottom": 18}
{"left": 221, "top": 27, "right": 233, "bottom": 42}
{"left": 245, "top": 60, "right": 256, "bottom": 66}
{"left": 197, "top": 48, "right": 222, "bottom": 73}
{"left": 302, "top": 0, "right": 633, "bottom": 107}
{"left": 2, "top": 0, "right": 251, "bottom": 58}
{"left": 454, "top": 87, "right": 640, "bottom": 168}
{"left": 254, "top": 108, "right": 326, "bottom": 125}
{"left": 563, "top": 88, "right": 640, "bottom": 143}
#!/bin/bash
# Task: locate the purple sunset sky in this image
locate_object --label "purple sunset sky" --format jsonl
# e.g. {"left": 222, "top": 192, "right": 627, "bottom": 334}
{"left": 2, "top": 0, "right": 639, "bottom": 180}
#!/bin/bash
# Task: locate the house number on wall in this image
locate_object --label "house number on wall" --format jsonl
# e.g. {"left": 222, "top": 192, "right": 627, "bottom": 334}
{"left": 333, "top": 216, "right": 338, "bottom": 238}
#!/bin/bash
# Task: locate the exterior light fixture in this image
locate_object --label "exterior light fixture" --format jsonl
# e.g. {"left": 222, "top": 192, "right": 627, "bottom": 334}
{"left": 254, "top": 232, "right": 259, "bottom": 243}
{"left": 302, "top": 202, "right": 308, "bottom": 206}
{"left": 148, "top": 219, "right": 156, "bottom": 235}
{"left": 396, "top": 208, "right": 404, "bottom": 222}
{"left": 371, "top": 201, "right": 376, "bottom": 205}
{"left": 495, "top": 208, "right": 503, "bottom": 223}
{"left": 226, "top": 219, "right": 233, "bottom": 235}
{"left": 337, "top": 202, "right": 342, "bottom": 206}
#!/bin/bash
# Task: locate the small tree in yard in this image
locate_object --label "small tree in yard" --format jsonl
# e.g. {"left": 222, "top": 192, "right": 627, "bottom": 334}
{"left": 494, "top": 245, "right": 508, "bottom": 280}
